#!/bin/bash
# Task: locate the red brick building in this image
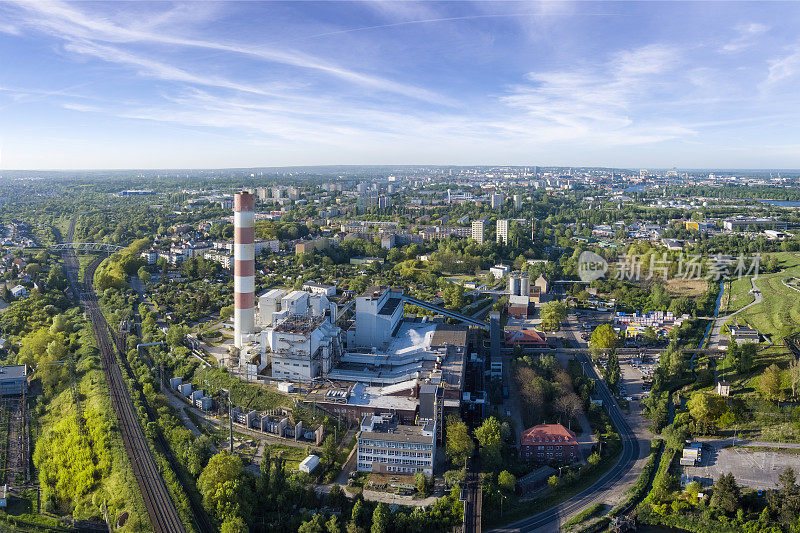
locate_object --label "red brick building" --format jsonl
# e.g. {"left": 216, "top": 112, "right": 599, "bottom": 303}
{"left": 520, "top": 424, "right": 579, "bottom": 463}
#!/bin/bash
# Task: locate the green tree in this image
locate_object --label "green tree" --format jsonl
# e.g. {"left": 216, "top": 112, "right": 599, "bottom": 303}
{"left": 547, "top": 475, "right": 559, "bottom": 490}
{"left": 738, "top": 342, "right": 757, "bottom": 375}
{"left": 586, "top": 452, "right": 601, "bottom": 467}
{"left": 590, "top": 323, "right": 619, "bottom": 358}
{"left": 371, "top": 503, "right": 390, "bottom": 533}
{"left": 197, "top": 452, "right": 251, "bottom": 524}
{"left": 326, "top": 514, "right": 344, "bottom": 533}
{"left": 760, "top": 364, "right": 783, "bottom": 404}
{"left": 445, "top": 415, "right": 474, "bottom": 467}
{"left": 321, "top": 435, "right": 338, "bottom": 467}
{"left": 137, "top": 266, "right": 151, "bottom": 283}
{"left": 604, "top": 351, "right": 621, "bottom": 391}
{"left": 166, "top": 324, "right": 186, "bottom": 348}
{"left": 498, "top": 470, "right": 516, "bottom": 494}
{"left": 540, "top": 301, "right": 567, "bottom": 331}
{"left": 710, "top": 472, "right": 740, "bottom": 514}
{"left": 351, "top": 498, "right": 367, "bottom": 529}
{"left": 220, "top": 517, "right": 248, "bottom": 533}
{"left": 474, "top": 417, "right": 503, "bottom": 470}
{"left": 49, "top": 313, "right": 69, "bottom": 334}
{"left": 687, "top": 392, "right": 723, "bottom": 435}
{"left": 327, "top": 484, "right": 347, "bottom": 511}
{"left": 414, "top": 472, "right": 429, "bottom": 495}
{"left": 662, "top": 423, "right": 690, "bottom": 450}
{"left": 299, "top": 513, "right": 326, "bottom": 533}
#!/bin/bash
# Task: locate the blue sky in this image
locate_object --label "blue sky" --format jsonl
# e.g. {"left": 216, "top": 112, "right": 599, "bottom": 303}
{"left": 1, "top": 1, "right": 800, "bottom": 170}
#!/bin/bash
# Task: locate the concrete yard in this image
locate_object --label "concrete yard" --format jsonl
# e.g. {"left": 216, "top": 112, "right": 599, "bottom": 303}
{"left": 683, "top": 444, "right": 800, "bottom": 490}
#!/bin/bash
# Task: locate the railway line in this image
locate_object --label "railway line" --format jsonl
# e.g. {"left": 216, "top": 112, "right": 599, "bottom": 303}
{"left": 60, "top": 218, "right": 187, "bottom": 533}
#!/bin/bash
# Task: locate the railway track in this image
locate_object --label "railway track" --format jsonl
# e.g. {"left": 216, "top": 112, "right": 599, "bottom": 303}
{"left": 60, "top": 218, "right": 187, "bottom": 533}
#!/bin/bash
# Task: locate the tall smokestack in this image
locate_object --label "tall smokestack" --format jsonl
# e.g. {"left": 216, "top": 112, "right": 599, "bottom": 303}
{"left": 234, "top": 192, "right": 255, "bottom": 349}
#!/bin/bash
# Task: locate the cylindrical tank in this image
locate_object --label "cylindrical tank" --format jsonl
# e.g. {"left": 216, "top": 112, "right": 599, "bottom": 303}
{"left": 508, "top": 274, "right": 521, "bottom": 296}
{"left": 520, "top": 274, "right": 530, "bottom": 297}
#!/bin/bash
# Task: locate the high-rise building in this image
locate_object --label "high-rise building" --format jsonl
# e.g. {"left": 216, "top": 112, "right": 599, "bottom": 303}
{"left": 496, "top": 219, "right": 509, "bottom": 244}
{"left": 471, "top": 218, "right": 486, "bottom": 244}
{"left": 491, "top": 193, "right": 505, "bottom": 209}
{"left": 513, "top": 194, "right": 522, "bottom": 209}
{"left": 234, "top": 192, "right": 255, "bottom": 348}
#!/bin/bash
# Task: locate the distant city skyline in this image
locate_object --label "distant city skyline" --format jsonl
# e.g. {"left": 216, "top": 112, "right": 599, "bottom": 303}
{"left": 2, "top": 1, "right": 800, "bottom": 170}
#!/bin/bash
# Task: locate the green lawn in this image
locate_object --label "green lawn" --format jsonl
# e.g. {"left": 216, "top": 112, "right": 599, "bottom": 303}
{"left": 727, "top": 252, "right": 800, "bottom": 342}
{"left": 721, "top": 277, "right": 755, "bottom": 315}
{"left": 266, "top": 443, "right": 309, "bottom": 471}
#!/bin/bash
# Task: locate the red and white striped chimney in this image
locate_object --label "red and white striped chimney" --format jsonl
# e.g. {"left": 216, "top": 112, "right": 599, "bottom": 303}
{"left": 233, "top": 192, "right": 255, "bottom": 348}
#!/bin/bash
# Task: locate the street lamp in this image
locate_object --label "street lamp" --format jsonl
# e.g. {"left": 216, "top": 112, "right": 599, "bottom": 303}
{"left": 496, "top": 489, "right": 507, "bottom": 517}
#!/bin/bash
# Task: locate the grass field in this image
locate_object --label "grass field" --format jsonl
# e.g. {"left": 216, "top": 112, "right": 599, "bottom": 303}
{"left": 665, "top": 278, "right": 708, "bottom": 297}
{"left": 266, "top": 443, "right": 309, "bottom": 471}
{"left": 721, "top": 277, "right": 755, "bottom": 315}
{"left": 735, "top": 252, "right": 800, "bottom": 342}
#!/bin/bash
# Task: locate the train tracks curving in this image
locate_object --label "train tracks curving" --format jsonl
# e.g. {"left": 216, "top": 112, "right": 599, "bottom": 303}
{"left": 60, "top": 218, "right": 187, "bottom": 533}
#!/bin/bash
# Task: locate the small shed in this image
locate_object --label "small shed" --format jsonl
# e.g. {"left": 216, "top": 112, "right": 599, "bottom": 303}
{"left": 299, "top": 454, "right": 320, "bottom": 474}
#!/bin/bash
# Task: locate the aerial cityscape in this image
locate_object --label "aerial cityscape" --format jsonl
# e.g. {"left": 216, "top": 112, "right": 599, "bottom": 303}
{"left": 2, "top": 2, "right": 800, "bottom": 533}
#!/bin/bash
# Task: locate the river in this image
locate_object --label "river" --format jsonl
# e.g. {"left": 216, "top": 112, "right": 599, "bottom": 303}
{"left": 758, "top": 199, "right": 800, "bottom": 207}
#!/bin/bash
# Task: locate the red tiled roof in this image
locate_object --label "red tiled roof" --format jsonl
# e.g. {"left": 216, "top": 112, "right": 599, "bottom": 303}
{"left": 505, "top": 329, "right": 547, "bottom": 346}
{"left": 520, "top": 424, "right": 578, "bottom": 446}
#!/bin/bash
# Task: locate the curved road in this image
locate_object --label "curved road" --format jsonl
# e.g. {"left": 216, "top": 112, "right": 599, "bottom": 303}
{"left": 491, "top": 317, "right": 639, "bottom": 533}
{"left": 707, "top": 277, "right": 762, "bottom": 352}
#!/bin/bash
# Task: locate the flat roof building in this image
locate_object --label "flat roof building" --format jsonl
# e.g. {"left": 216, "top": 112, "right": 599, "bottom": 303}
{"left": 0, "top": 365, "right": 27, "bottom": 396}
{"left": 357, "top": 414, "right": 436, "bottom": 477}
{"left": 471, "top": 218, "right": 487, "bottom": 244}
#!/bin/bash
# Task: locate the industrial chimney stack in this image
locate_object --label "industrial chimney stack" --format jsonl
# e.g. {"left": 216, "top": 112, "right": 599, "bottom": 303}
{"left": 234, "top": 191, "right": 255, "bottom": 348}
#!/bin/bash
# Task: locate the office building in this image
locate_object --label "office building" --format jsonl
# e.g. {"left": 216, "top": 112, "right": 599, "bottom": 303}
{"left": 357, "top": 414, "right": 436, "bottom": 477}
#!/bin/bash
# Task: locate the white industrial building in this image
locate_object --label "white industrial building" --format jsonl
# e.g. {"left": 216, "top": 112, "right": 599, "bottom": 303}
{"left": 267, "top": 315, "right": 341, "bottom": 381}
{"left": 347, "top": 286, "right": 404, "bottom": 351}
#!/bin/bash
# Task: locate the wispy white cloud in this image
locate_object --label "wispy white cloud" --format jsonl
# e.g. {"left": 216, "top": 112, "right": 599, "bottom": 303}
{"left": 497, "top": 44, "right": 690, "bottom": 146}
{"left": 4, "top": 0, "right": 451, "bottom": 104}
{"left": 720, "top": 23, "right": 768, "bottom": 53}
{"left": 762, "top": 44, "right": 800, "bottom": 89}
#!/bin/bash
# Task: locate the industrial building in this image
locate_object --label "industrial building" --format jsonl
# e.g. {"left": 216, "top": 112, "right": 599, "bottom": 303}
{"left": 0, "top": 365, "right": 27, "bottom": 396}
{"left": 347, "top": 286, "right": 404, "bottom": 351}
{"left": 267, "top": 315, "right": 341, "bottom": 381}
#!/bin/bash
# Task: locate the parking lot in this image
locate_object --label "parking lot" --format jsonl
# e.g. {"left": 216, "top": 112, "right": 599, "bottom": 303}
{"left": 683, "top": 444, "right": 800, "bottom": 490}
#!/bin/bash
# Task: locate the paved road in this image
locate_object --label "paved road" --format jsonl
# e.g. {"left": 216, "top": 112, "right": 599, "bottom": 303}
{"left": 491, "top": 315, "right": 641, "bottom": 533}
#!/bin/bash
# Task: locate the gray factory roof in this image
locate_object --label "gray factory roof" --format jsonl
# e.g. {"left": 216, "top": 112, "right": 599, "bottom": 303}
{"left": 0, "top": 365, "right": 26, "bottom": 380}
